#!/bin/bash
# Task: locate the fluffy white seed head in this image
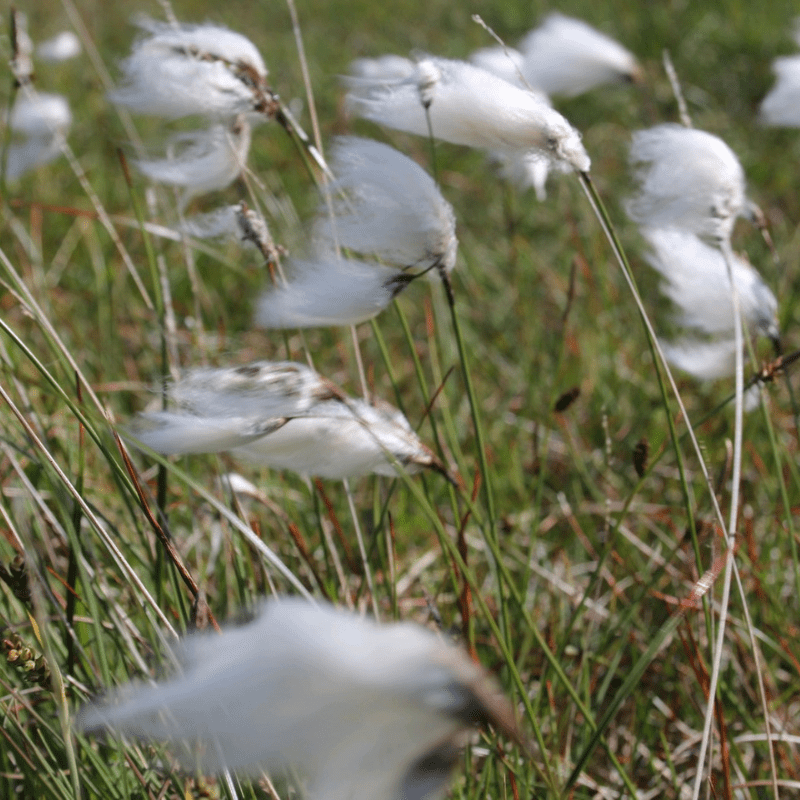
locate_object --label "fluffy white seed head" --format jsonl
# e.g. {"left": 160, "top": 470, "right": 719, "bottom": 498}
{"left": 181, "top": 202, "right": 273, "bottom": 255}
{"left": 348, "top": 54, "right": 416, "bottom": 82}
{"left": 77, "top": 599, "right": 515, "bottom": 800}
{"left": 135, "top": 117, "right": 251, "bottom": 208}
{"left": 519, "top": 12, "right": 641, "bottom": 97}
{"left": 346, "top": 56, "right": 590, "bottom": 172}
{"left": 256, "top": 255, "right": 410, "bottom": 329}
{"left": 627, "top": 124, "right": 749, "bottom": 243}
{"left": 315, "top": 136, "right": 458, "bottom": 273}
{"left": 5, "top": 92, "right": 72, "bottom": 180}
{"left": 37, "top": 31, "right": 82, "bottom": 63}
{"left": 662, "top": 337, "right": 740, "bottom": 380}
{"left": 469, "top": 46, "right": 526, "bottom": 88}
{"left": 110, "top": 18, "right": 267, "bottom": 119}
{"left": 128, "top": 361, "right": 444, "bottom": 479}
{"left": 761, "top": 55, "right": 800, "bottom": 126}
{"left": 8, "top": 92, "right": 72, "bottom": 137}
{"left": 641, "top": 228, "right": 779, "bottom": 342}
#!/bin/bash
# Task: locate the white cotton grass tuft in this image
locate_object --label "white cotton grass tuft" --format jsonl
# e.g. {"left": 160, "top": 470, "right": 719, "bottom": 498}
{"left": 181, "top": 202, "right": 273, "bottom": 252}
{"left": 519, "top": 12, "right": 642, "bottom": 97}
{"left": 345, "top": 55, "right": 590, "bottom": 173}
{"left": 134, "top": 117, "right": 251, "bottom": 209}
{"left": 760, "top": 56, "right": 800, "bottom": 126}
{"left": 255, "top": 254, "right": 411, "bottom": 329}
{"left": 314, "top": 136, "right": 458, "bottom": 274}
{"left": 127, "top": 360, "right": 447, "bottom": 479}
{"left": 469, "top": 46, "right": 526, "bottom": 88}
{"left": 348, "top": 54, "right": 416, "bottom": 82}
{"left": 760, "top": 23, "right": 800, "bottom": 127}
{"left": 627, "top": 124, "right": 752, "bottom": 244}
{"left": 36, "top": 31, "right": 82, "bottom": 63}
{"left": 109, "top": 18, "right": 268, "bottom": 120}
{"left": 641, "top": 228, "right": 779, "bottom": 343}
{"left": 5, "top": 92, "right": 72, "bottom": 180}
{"left": 77, "top": 598, "right": 517, "bottom": 800}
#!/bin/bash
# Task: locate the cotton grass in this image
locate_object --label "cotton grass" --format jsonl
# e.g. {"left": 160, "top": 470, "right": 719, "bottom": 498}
{"left": 519, "top": 12, "right": 641, "bottom": 97}
{"left": 78, "top": 599, "right": 515, "bottom": 799}
{"left": 129, "top": 361, "right": 446, "bottom": 479}
{"left": 314, "top": 136, "right": 458, "bottom": 274}
{"left": 345, "top": 55, "right": 590, "bottom": 173}
{"left": 109, "top": 18, "right": 268, "bottom": 119}
{"left": 627, "top": 124, "right": 752, "bottom": 244}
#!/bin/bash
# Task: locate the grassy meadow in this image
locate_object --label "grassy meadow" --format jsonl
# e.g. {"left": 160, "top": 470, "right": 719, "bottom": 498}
{"left": 3, "top": 0, "right": 800, "bottom": 797}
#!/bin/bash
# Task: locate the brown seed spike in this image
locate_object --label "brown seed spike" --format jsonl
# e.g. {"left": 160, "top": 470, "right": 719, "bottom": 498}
{"left": 633, "top": 437, "right": 649, "bottom": 478}
{"left": 553, "top": 386, "right": 580, "bottom": 413}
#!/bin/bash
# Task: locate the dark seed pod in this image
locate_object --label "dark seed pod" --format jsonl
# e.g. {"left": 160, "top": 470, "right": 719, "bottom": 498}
{"left": 633, "top": 437, "right": 649, "bottom": 478}
{"left": 554, "top": 386, "right": 580, "bottom": 413}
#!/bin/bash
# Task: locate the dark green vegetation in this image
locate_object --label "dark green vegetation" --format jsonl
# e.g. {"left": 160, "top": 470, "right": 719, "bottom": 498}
{"left": 2, "top": 0, "right": 800, "bottom": 797}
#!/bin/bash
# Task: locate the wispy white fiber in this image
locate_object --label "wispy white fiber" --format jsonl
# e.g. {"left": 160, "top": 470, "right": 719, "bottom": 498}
{"left": 627, "top": 124, "right": 750, "bottom": 243}
{"left": 761, "top": 56, "right": 800, "bottom": 126}
{"left": 760, "top": 20, "right": 800, "bottom": 126}
{"left": 255, "top": 254, "right": 409, "bottom": 328}
{"left": 5, "top": 92, "right": 71, "bottom": 180}
{"left": 346, "top": 55, "right": 590, "bottom": 172}
{"left": 314, "top": 136, "right": 458, "bottom": 273}
{"left": 469, "top": 46, "right": 526, "bottom": 88}
{"left": 519, "top": 13, "right": 641, "bottom": 97}
{"left": 661, "top": 337, "right": 740, "bottom": 381}
{"left": 110, "top": 18, "right": 267, "bottom": 119}
{"left": 37, "top": 31, "right": 81, "bottom": 63}
{"left": 641, "top": 228, "right": 779, "bottom": 342}
{"left": 135, "top": 117, "right": 251, "bottom": 208}
{"left": 129, "top": 361, "right": 444, "bottom": 479}
{"left": 181, "top": 202, "right": 273, "bottom": 253}
{"left": 161, "top": 361, "right": 341, "bottom": 419}
{"left": 77, "top": 599, "right": 515, "bottom": 800}
{"left": 348, "top": 54, "right": 416, "bottom": 82}
{"left": 492, "top": 150, "right": 552, "bottom": 201}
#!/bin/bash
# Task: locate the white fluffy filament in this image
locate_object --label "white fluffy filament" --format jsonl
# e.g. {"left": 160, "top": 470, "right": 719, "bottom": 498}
{"left": 345, "top": 55, "right": 590, "bottom": 172}
{"left": 315, "top": 136, "right": 458, "bottom": 273}
{"left": 135, "top": 117, "right": 251, "bottom": 209}
{"left": 5, "top": 92, "right": 72, "bottom": 180}
{"left": 128, "top": 361, "right": 444, "bottom": 479}
{"left": 77, "top": 599, "right": 516, "bottom": 800}
{"left": 641, "top": 228, "right": 779, "bottom": 342}
{"left": 255, "top": 254, "right": 410, "bottom": 329}
{"left": 627, "top": 124, "right": 751, "bottom": 243}
{"left": 519, "top": 13, "right": 641, "bottom": 97}
{"left": 110, "top": 18, "right": 268, "bottom": 119}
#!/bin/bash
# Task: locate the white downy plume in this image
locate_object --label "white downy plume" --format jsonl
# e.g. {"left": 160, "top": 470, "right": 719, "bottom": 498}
{"left": 346, "top": 55, "right": 590, "bottom": 172}
{"left": 465, "top": 49, "right": 553, "bottom": 199}
{"left": 641, "top": 228, "right": 779, "bottom": 342}
{"left": 77, "top": 599, "right": 516, "bottom": 799}
{"left": 160, "top": 361, "right": 342, "bottom": 419}
{"left": 5, "top": 92, "right": 72, "bottom": 180}
{"left": 662, "top": 337, "right": 740, "bottom": 380}
{"left": 627, "top": 124, "right": 751, "bottom": 243}
{"left": 110, "top": 18, "right": 268, "bottom": 120}
{"left": 135, "top": 117, "right": 251, "bottom": 209}
{"left": 37, "top": 31, "right": 82, "bottom": 62}
{"left": 519, "top": 12, "right": 641, "bottom": 97}
{"left": 761, "top": 55, "right": 800, "bottom": 126}
{"left": 128, "top": 361, "right": 445, "bottom": 479}
{"left": 348, "top": 54, "right": 416, "bottom": 82}
{"left": 314, "top": 136, "right": 458, "bottom": 274}
{"left": 256, "top": 254, "right": 411, "bottom": 328}
{"left": 181, "top": 202, "right": 272, "bottom": 252}
{"left": 469, "top": 46, "right": 526, "bottom": 88}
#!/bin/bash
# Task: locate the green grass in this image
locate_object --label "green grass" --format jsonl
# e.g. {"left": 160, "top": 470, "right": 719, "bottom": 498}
{"left": 2, "top": 0, "right": 800, "bottom": 798}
